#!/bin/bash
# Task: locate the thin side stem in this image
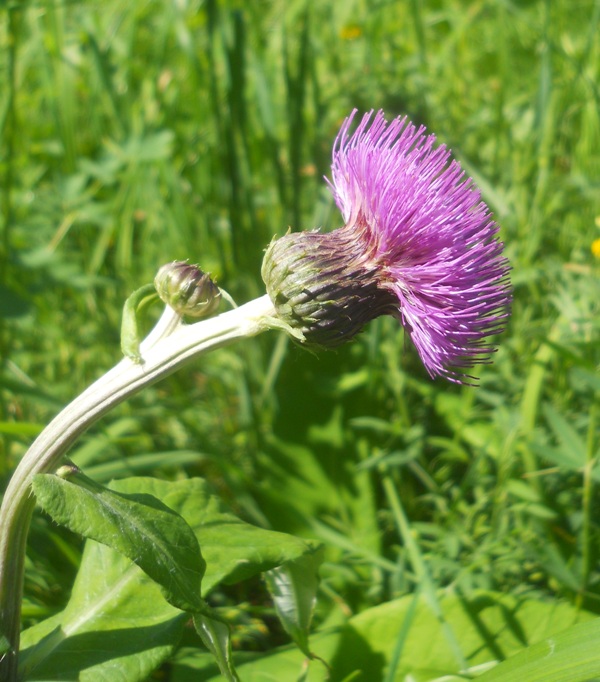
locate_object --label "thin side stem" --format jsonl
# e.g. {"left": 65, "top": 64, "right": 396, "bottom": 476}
{"left": 0, "top": 295, "right": 276, "bottom": 681}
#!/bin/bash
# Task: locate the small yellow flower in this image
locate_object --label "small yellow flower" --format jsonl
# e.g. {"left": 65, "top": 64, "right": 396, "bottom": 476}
{"left": 340, "top": 25, "right": 362, "bottom": 40}
{"left": 592, "top": 238, "right": 600, "bottom": 259}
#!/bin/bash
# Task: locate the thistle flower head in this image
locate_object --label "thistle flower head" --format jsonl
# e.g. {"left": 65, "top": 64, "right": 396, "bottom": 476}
{"left": 262, "top": 110, "right": 511, "bottom": 383}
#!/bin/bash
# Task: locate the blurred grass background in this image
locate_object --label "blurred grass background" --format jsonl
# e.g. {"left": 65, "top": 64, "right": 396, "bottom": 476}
{"left": 1, "top": 0, "right": 600, "bottom": 674}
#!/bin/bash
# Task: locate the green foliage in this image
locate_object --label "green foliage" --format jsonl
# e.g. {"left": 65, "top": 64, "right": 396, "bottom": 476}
{"left": 170, "top": 591, "right": 596, "bottom": 681}
{"left": 1, "top": 0, "right": 599, "bottom": 679}
{"left": 20, "top": 477, "right": 320, "bottom": 680}
{"left": 32, "top": 469, "right": 206, "bottom": 612}
{"left": 193, "top": 611, "right": 240, "bottom": 682}
{"left": 478, "top": 618, "right": 600, "bottom": 682}
{"left": 265, "top": 552, "right": 323, "bottom": 658}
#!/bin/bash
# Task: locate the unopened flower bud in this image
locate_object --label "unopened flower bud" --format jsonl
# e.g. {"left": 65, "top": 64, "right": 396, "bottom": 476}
{"left": 155, "top": 261, "right": 221, "bottom": 318}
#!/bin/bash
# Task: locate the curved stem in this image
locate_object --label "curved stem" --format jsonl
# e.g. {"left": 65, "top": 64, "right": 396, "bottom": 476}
{"left": 0, "top": 295, "right": 276, "bottom": 681}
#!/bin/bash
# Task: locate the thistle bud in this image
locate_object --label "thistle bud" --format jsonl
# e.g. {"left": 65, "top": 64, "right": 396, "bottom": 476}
{"left": 261, "top": 228, "right": 397, "bottom": 349}
{"left": 155, "top": 261, "right": 221, "bottom": 318}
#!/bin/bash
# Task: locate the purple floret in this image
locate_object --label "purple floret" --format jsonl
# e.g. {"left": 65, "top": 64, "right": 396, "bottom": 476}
{"left": 326, "top": 110, "right": 511, "bottom": 382}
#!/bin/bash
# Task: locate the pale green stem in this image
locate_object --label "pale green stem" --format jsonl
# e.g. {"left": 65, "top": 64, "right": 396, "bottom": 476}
{"left": 0, "top": 295, "right": 276, "bottom": 681}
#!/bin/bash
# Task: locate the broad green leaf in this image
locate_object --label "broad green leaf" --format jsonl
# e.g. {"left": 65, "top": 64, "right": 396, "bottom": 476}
{"left": 32, "top": 471, "right": 205, "bottom": 612}
{"left": 172, "top": 643, "right": 329, "bottom": 682}
{"left": 19, "top": 541, "right": 185, "bottom": 682}
{"left": 130, "top": 477, "right": 322, "bottom": 593}
{"left": 193, "top": 612, "right": 240, "bottom": 682}
{"left": 332, "top": 593, "right": 595, "bottom": 682}
{"left": 478, "top": 618, "right": 600, "bottom": 682}
{"left": 171, "top": 592, "right": 597, "bottom": 682}
{"left": 22, "top": 477, "right": 320, "bottom": 681}
{"left": 265, "top": 549, "right": 324, "bottom": 657}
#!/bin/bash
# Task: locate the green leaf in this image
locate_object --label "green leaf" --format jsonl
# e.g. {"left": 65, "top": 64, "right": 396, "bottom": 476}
{"left": 21, "top": 477, "right": 321, "bottom": 681}
{"left": 142, "top": 477, "right": 321, "bottom": 594}
{"left": 120, "top": 282, "right": 158, "bottom": 362}
{"left": 478, "top": 618, "right": 600, "bottom": 682}
{"left": 171, "top": 592, "right": 596, "bottom": 682}
{"left": 193, "top": 612, "right": 240, "bottom": 682}
{"left": 19, "top": 541, "right": 185, "bottom": 681}
{"left": 265, "top": 548, "right": 324, "bottom": 657}
{"left": 32, "top": 470, "right": 205, "bottom": 612}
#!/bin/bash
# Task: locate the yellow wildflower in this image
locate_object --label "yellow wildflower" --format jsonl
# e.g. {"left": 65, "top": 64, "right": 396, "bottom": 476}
{"left": 340, "top": 25, "right": 362, "bottom": 40}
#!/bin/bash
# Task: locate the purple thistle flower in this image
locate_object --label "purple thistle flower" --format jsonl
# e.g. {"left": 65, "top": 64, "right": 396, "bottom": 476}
{"left": 262, "top": 110, "right": 511, "bottom": 383}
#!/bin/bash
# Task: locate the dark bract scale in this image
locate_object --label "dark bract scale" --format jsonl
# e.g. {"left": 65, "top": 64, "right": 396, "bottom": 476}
{"left": 262, "top": 109, "right": 512, "bottom": 383}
